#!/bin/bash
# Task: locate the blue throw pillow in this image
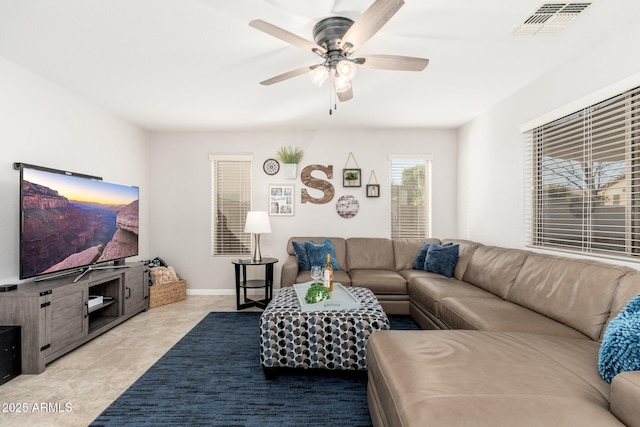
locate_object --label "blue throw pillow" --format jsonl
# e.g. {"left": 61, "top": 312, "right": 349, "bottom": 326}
{"left": 413, "top": 242, "right": 434, "bottom": 270}
{"left": 424, "top": 244, "right": 459, "bottom": 278}
{"left": 292, "top": 241, "right": 311, "bottom": 271}
{"left": 598, "top": 293, "right": 640, "bottom": 383}
{"left": 304, "top": 239, "right": 340, "bottom": 270}
{"left": 414, "top": 242, "right": 453, "bottom": 270}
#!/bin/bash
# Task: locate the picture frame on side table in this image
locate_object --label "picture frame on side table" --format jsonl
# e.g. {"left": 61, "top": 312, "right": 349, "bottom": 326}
{"left": 269, "top": 184, "right": 294, "bottom": 216}
{"left": 343, "top": 168, "right": 361, "bottom": 187}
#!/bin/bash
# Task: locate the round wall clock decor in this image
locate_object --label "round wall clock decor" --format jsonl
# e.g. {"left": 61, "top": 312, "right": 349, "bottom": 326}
{"left": 263, "top": 158, "right": 280, "bottom": 175}
{"left": 336, "top": 195, "right": 359, "bottom": 218}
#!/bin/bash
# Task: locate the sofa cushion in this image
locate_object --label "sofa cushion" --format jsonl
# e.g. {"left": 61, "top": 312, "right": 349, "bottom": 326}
{"left": 508, "top": 253, "right": 628, "bottom": 341}
{"left": 462, "top": 246, "right": 528, "bottom": 299}
{"left": 367, "top": 330, "right": 617, "bottom": 427}
{"left": 441, "top": 239, "right": 482, "bottom": 280}
{"left": 610, "top": 371, "right": 640, "bottom": 427}
{"left": 304, "top": 239, "right": 340, "bottom": 270}
{"left": 346, "top": 238, "right": 395, "bottom": 271}
{"left": 393, "top": 238, "right": 440, "bottom": 271}
{"left": 602, "top": 271, "right": 640, "bottom": 339}
{"left": 437, "top": 296, "right": 589, "bottom": 339}
{"left": 348, "top": 269, "right": 407, "bottom": 294}
{"left": 408, "top": 275, "right": 499, "bottom": 318}
{"left": 424, "top": 244, "right": 459, "bottom": 277}
{"left": 599, "top": 293, "right": 640, "bottom": 383}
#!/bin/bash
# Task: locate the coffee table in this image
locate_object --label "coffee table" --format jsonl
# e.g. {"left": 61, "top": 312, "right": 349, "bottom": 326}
{"left": 259, "top": 283, "right": 390, "bottom": 377}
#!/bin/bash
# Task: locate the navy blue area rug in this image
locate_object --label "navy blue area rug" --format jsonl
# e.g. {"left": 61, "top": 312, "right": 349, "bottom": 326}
{"left": 91, "top": 312, "right": 419, "bottom": 427}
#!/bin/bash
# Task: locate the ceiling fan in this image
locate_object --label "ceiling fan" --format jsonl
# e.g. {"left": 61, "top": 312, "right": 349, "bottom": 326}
{"left": 249, "top": 0, "right": 429, "bottom": 103}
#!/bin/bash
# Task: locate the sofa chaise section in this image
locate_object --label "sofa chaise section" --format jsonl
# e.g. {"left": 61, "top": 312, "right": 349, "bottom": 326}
{"left": 367, "top": 330, "right": 624, "bottom": 427}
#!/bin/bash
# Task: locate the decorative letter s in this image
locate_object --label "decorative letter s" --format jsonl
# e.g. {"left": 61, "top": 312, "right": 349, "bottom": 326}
{"left": 301, "top": 165, "right": 334, "bottom": 204}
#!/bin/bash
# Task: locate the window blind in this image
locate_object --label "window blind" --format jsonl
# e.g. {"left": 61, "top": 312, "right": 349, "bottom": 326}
{"left": 210, "top": 155, "right": 252, "bottom": 256}
{"left": 524, "top": 85, "right": 640, "bottom": 260}
{"left": 389, "top": 155, "right": 432, "bottom": 239}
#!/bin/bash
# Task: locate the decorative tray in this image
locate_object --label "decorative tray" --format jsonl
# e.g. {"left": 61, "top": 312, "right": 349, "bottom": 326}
{"left": 293, "top": 281, "right": 362, "bottom": 312}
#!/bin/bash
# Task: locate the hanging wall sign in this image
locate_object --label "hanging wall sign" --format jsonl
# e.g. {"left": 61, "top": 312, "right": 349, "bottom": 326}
{"left": 366, "top": 170, "right": 380, "bottom": 197}
{"left": 301, "top": 164, "right": 334, "bottom": 204}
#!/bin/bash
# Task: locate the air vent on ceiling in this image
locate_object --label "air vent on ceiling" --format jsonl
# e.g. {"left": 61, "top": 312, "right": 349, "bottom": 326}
{"left": 514, "top": 2, "right": 592, "bottom": 35}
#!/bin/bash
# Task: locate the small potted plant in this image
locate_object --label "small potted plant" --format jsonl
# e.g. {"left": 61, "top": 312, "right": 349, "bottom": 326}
{"left": 276, "top": 145, "right": 304, "bottom": 179}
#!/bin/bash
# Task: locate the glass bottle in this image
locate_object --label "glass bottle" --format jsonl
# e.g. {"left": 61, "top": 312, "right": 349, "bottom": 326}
{"left": 324, "top": 253, "right": 334, "bottom": 292}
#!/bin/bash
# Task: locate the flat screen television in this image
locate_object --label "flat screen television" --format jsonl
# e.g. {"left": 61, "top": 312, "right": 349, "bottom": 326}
{"left": 19, "top": 164, "right": 139, "bottom": 280}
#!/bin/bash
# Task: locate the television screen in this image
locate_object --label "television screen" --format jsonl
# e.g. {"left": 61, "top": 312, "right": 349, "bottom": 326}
{"left": 20, "top": 165, "right": 139, "bottom": 280}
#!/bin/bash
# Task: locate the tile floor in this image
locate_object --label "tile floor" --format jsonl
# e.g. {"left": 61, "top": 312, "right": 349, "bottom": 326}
{"left": 0, "top": 295, "right": 252, "bottom": 427}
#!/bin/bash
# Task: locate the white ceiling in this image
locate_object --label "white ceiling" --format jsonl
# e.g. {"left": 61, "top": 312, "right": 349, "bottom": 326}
{"left": 1, "top": 0, "right": 639, "bottom": 131}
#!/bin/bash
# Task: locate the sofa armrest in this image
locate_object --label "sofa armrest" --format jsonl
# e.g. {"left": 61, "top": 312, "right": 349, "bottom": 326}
{"left": 280, "top": 255, "right": 299, "bottom": 287}
{"left": 611, "top": 371, "right": 640, "bottom": 427}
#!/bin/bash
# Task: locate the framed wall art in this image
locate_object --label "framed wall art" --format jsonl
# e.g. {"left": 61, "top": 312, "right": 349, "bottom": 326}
{"left": 269, "top": 184, "right": 294, "bottom": 216}
{"left": 366, "top": 170, "right": 380, "bottom": 197}
{"left": 343, "top": 168, "right": 361, "bottom": 187}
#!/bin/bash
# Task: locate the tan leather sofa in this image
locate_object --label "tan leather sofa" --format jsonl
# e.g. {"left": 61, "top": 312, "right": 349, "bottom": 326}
{"left": 282, "top": 237, "right": 640, "bottom": 426}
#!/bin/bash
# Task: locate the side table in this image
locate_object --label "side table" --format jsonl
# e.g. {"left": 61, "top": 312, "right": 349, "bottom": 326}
{"left": 231, "top": 258, "right": 278, "bottom": 310}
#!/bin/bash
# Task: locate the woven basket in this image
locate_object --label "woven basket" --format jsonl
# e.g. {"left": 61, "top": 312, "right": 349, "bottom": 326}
{"left": 149, "top": 279, "right": 187, "bottom": 308}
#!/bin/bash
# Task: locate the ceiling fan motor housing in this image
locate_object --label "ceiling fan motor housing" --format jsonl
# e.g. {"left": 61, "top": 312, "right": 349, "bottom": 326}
{"left": 313, "top": 17, "right": 354, "bottom": 53}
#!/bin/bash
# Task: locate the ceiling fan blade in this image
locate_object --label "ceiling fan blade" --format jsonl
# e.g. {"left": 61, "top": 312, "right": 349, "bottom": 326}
{"left": 358, "top": 54, "right": 429, "bottom": 71}
{"left": 337, "top": 86, "right": 353, "bottom": 102}
{"left": 259, "top": 65, "right": 316, "bottom": 86}
{"left": 340, "top": 0, "right": 405, "bottom": 52}
{"left": 249, "top": 19, "right": 326, "bottom": 55}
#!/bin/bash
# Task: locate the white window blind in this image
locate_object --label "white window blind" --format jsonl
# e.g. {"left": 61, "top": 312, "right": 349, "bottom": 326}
{"left": 524, "top": 85, "right": 640, "bottom": 260}
{"left": 389, "top": 155, "right": 432, "bottom": 239}
{"left": 210, "top": 155, "right": 252, "bottom": 256}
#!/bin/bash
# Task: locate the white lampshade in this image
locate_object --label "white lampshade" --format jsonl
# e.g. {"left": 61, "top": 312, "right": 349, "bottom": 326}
{"left": 244, "top": 211, "right": 271, "bottom": 234}
{"left": 309, "top": 65, "right": 329, "bottom": 87}
{"left": 336, "top": 60, "right": 357, "bottom": 80}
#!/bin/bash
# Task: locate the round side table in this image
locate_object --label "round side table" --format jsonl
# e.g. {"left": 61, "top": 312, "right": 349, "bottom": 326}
{"left": 231, "top": 258, "right": 278, "bottom": 310}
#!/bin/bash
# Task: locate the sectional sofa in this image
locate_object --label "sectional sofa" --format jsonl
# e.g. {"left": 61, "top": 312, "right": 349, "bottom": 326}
{"left": 281, "top": 237, "right": 640, "bottom": 427}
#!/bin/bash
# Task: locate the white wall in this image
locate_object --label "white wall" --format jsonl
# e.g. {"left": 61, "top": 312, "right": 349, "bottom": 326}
{"left": 457, "top": 19, "right": 640, "bottom": 267}
{"left": 148, "top": 128, "right": 457, "bottom": 292}
{"left": 0, "top": 57, "right": 150, "bottom": 283}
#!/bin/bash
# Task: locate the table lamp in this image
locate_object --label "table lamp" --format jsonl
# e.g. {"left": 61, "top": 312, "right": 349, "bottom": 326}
{"left": 244, "top": 211, "right": 271, "bottom": 262}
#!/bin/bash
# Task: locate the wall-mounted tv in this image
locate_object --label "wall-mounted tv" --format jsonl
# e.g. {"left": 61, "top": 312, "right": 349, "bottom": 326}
{"left": 19, "top": 164, "right": 139, "bottom": 280}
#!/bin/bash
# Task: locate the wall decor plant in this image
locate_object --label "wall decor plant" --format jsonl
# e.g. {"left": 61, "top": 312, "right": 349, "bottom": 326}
{"left": 343, "top": 152, "right": 361, "bottom": 187}
{"left": 343, "top": 169, "right": 361, "bottom": 187}
{"left": 276, "top": 145, "right": 304, "bottom": 180}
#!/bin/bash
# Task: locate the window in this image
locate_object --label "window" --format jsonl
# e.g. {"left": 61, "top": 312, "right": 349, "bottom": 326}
{"left": 524, "top": 86, "right": 640, "bottom": 260}
{"left": 389, "top": 154, "right": 432, "bottom": 238}
{"left": 210, "top": 154, "right": 252, "bottom": 256}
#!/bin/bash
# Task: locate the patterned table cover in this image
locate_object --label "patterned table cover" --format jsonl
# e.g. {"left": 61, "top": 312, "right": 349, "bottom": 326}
{"left": 260, "top": 285, "right": 390, "bottom": 371}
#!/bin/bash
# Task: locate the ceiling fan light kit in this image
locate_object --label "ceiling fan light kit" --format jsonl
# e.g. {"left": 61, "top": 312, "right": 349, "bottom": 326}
{"left": 249, "top": 0, "right": 429, "bottom": 113}
{"left": 309, "top": 65, "right": 329, "bottom": 87}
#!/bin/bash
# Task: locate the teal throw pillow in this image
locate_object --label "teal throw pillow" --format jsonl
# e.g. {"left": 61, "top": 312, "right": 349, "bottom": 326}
{"left": 598, "top": 293, "right": 640, "bottom": 383}
{"left": 424, "top": 244, "right": 459, "bottom": 278}
{"left": 292, "top": 241, "right": 311, "bottom": 271}
{"left": 304, "top": 239, "right": 340, "bottom": 270}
